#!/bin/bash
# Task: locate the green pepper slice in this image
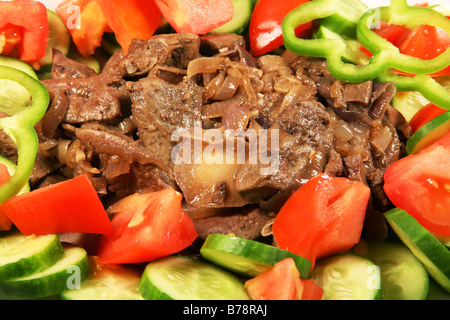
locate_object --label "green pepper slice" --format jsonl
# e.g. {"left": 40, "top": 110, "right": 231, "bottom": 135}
{"left": 0, "top": 66, "right": 49, "bottom": 204}
{"left": 282, "top": 0, "right": 450, "bottom": 110}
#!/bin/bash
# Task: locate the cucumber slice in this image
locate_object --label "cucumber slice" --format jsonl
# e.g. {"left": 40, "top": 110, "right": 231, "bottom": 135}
{"left": 0, "top": 55, "right": 37, "bottom": 116}
{"left": 406, "top": 111, "right": 450, "bottom": 155}
{"left": 384, "top": 208, "right": 450, "bottom": 294}
{"left": 355, "top": 240, "right": 429, "bottom": 300}
{"left": 431, "top": 232, "right": 450, "bottom": 250}
{"left": 200, "top": 233, "right": 311, "bottom": 278}
{"left": 0, "top": 232, "right": 63, "bottom": 281}
{"left": 313, "top": 24, "right": 370, "bottom": 65}
{"left": 67, "top": 44, "right": 101, "bottom": 74}
{"left": 101, "top": 33, "right": 122, "bottom": 56}
{"left": 211, "top": 0, "right": 253, "bottom": 35}
{"left": 0, "top": 245, "right": 90, "bottom": 300}
{"left": 312, "top": 253, "right": 381, "bottom": 300}
{"left": 317, "top": 0, "right": 368, "bottom": 38}
{"left": 0, "top": 55, "right": 37, "bottom": 79}
{"left": 138, "top": 255, "right": 250, "bottom": 300}
{"left": 391, "top": 91, "right": 430, "bottom": 122}
{"left": 429, "top": 279, "right": 450, "bottom": 300}
{"left": 0, "top": 155, "right": 30, "bottom": 196}
{"left": 39, "top": 9, "right": 72, "bottom": 68}
{"left": 61, "top": 263, "right": 144, "bottom": 300}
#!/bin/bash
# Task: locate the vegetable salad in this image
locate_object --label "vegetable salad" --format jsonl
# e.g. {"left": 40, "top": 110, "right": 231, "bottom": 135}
{"left": 0, "top": 0, "right": 449, "bottom": 301}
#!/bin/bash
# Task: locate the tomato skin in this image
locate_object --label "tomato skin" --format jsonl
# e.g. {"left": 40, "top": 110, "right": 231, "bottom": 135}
{"left": 97, "top": 188, "right": 198, "bottom": 265}
{"left": 362, "top": 18, "right": 450, "bottom": 76}
{"left": 410, "top": 103, "right": 447, "bottom": 133}
{"left": 249, "top": 0, "right": 312, "bottom": 56}
{"left": 56, "top": 0, "right": 109, "bottom": 56}
{"left": 0, "top": 0, "right": 49, "bottom": 64}
{"left": 0, "top": 164, "right": 12, "bottom": 231}
{"left": 0, "top": 175, "right": 113, "bottom": 236}
{"left": 399, "top": 24, "right": 450, "bottom": 77}
{"left": 272, "top": 174, "right": 370, "bottom": 266}
{"left": 153, "top": 0, "right": 233, "bottom": 35}
{"left": 244, "top": 258, "right": 323, "bottom": 300}
{"left": 98, "top": 0, "right": 161, "bottom": 55}
{"left": 384, "top": 133, "right": 450, "bottom": 236}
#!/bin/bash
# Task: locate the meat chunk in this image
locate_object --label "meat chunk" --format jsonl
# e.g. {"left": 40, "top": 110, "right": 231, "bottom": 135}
{"left": 42, "top": 73, "right": 129, "bottom": 125}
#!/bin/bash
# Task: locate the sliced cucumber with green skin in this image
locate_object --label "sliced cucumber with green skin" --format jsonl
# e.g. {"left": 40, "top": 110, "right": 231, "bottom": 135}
{"left": 313, "top": 24, "right": 370, "bottom": 65}
{"left": 391, "top": 91, "right": 430, "bottom": 122}
{"left": 384, "top": 208, "right": 450, "bottom": 294}
{"left": 317, "top": 0, "right": 368, "bottom": 38}
{"left": 0, "top": 55, "right": 37, "bottom": 116}
{"left": 200, "top": 233, "right": 311, "bottom": 279}
{"left": 138, "top": 255, "right": 250, "bottom": 300}
{"left": 0, "top": 155, "right": 30, "bottom": 196}
{"left": 312, "top": 253, "right": 381, "bottom": 300}
{"left": 67, "top": 44, "right": 101, "bottom": 74}
{"left": 39, "top": 9, "right": 72, "bottom": 68}
{"left": 211, "top": 0, "right": 253, "bottom": 35}
{"left": 61, "top": 263, "right": 144, "bottom": 300}
{"left": 0, "top": 232, "right": 63, "bottom": 281}
{"left": 0, "top": 245, "right": 90, "bottom": 300}
{"left": 431, "top": 232, "right": 450, "bottom": 251}
{"left": 355, "top": 240, "right": 429, "bottom": 300}
{"left": 406, "top": 111, "right": 450, "bottom": 155}
{"left": 429, "top": 279, "right": 450, "bottom": 300}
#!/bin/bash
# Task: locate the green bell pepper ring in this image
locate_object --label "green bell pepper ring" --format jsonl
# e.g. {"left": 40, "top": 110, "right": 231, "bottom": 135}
{"left": 0, "top": 65, "right": 49, "bottom": 204}
{"left": 282, "top": 0, "right": 450, "bottom": 110}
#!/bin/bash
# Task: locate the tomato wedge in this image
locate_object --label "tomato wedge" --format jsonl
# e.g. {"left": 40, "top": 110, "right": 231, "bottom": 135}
{"left": 153, "top": 0, "right": 233, "bottom": 35}
{"left": 0, "top": 164, "right": 12, "bottom": 231}
{"left": 398, "top": 24, "right": 450, "bottom": 77}
{"left": 361, "top": 18, "right": 450, "bottom": 77}
{"left": 410, "top": 103, "right": 448, "bottom": 133}
{"left": 272, "top": 174, "right": 370, "bottom": 266}
{"left": 97, "top": 188, "right": 198, "bottom": 265}
{"left": 0, "top": 0, "right": 49, "bottom": 65}
{"left": 0, "top": 175, "right": 113, "bottom": 236}
{"left": 244, "top": 258, "right": 323, "bottom": 300}
{"left": 249, "top": 0, "right": 312, "bottom": 56}
{"left": 384, "top": 132, "right": 450, "bottom": 236}
{"left": 360, "top": 22, "right": 412, "bottom": 57}
{"left": 56, "top": 0, "right": 109, "bottom": 56}
{"left": 97, "top": 0, "right": 161, "bottom": 55}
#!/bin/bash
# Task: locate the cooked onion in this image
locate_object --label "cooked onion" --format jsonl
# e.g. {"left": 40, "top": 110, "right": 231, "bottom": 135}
{"left": 187, "top": 57, "right": 225, "bottom": 78}
{"left": 222, "top": 105, "right": 258, "bottom": 131}
{"left": 103, "top": 155, "right": 131, "bottom": 180}
{"left": 370, "top": 126, "right": 393, "bottom": 153}
{"left": 334, "top": 120, "right": 354, "bottom": 142}
{"left": 213, "top": 75, "right": 239, "bottom": 101}
{"left": 203, "top": 71, "right": 226, "bottom": 101}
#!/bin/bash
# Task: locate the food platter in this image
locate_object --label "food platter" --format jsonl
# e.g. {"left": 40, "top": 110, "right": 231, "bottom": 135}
{"left": 0, "top": 0, "right": 449, "bottom": 302}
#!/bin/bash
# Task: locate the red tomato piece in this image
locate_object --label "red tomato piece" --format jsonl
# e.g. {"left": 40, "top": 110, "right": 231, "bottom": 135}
{"left": 244, "top": 258, "right": 323, "bottom": 300}
{"left": 272, "top": 174, "right": 370, "bottom": 266}
{"left": 410, "top": 103, "right": 448, "bottom": 133}
{"left": 398, "top": 24, "right": 450, "bottom": 76}
{"left": 249, "top": 0, "right": 312, "bottom": 56}
{"left": 153, "top": 0, "right": 233, "bottom": 35}
{"left": 97, "top": 188, "right": 198, "bottom": 265}
{"left": 0, "top": 175, "right": 113, "bottom": 236}
{"left": 0, "top": 163, "right": 9, "bottom": 186}
{"left": 0, "top": 164, "right": 12, "bottom": 231}
{"left": 360, "top": 22, "right": 413, "bottom": 57}
{"left": 97, "top": 0, "right": 161, "bottom": 55}
{"left": 56, "top": 0, "right": 109, "bottom": 56}
{"left": 0, "top": 25, "right": 22, "bottom": 57}
{"left": 384, "top": 132, "right": 450, "bottom": 236}
{"left": 0, "top": 0, "right": 48, "bottom": 64}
